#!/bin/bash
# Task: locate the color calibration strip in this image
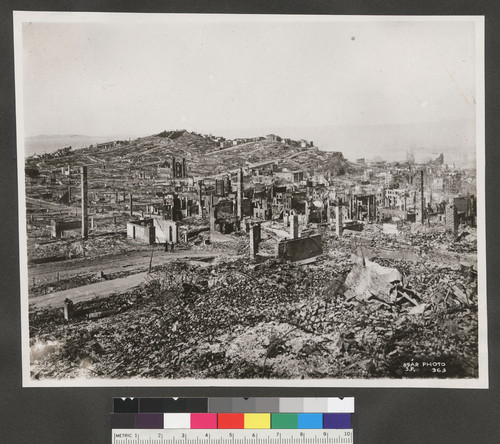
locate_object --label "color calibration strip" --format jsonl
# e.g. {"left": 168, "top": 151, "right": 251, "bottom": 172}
{"left": 111, "top": 398, "right": 354, "bottom": 431}
{"left": 113, "top": 397, "right": 355, "bottom": 413}
{"left": 111, "top": 412, "right": 351, "bottom": 429}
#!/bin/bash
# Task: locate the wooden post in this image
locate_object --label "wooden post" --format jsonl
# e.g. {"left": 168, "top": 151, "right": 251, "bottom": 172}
{"left": 149, "top": 246, "right": 154, "bottom": 273}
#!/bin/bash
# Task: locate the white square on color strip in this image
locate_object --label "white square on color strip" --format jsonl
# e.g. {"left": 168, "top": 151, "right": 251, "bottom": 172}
{"left": 327, "top": 397, "right": 355, "bottom": 413}
{"left": 164, "top": 413, "right": 191, "bottom": 429}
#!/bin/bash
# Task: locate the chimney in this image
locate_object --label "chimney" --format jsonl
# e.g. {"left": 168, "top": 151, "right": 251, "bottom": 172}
{"left": 249, "top": 224, "right": 260, "bottom": 258}
{"left": 237, "top": 167, "right": 243, "bottom": 220}
{"left": 80, "top": 166, "right": 88, "bottom": 239}
{"left": 198, "top": 180, "right": 203, "bottom": 218}
{"left": 420, "top": 170, "right": 425, "bottom": 224}
{"left": 210, "top": 206, "right": 217, "bottom": 233}
{"left": 336, "top": 199, "right": 343, "bottom": 237}
{"left": 290, "top": 214, "right": 299, "bottom": 239}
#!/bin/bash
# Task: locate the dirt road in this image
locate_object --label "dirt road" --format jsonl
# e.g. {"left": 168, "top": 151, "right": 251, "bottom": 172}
{"left": 28, "top": 249, "right": 218, "bottom": 285}
{"left": 29, "top": 271, "right": 151, "bottom": 310}
{"left": 28, "top": 248, "right": 223, "bottom": 310}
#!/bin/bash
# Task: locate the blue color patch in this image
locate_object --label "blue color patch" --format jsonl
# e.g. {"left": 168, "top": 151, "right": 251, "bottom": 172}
{"left": 297, "top": 413, "right": 323, "bottom": 429}
{"left": 323, "top": 413, "right": 351, "bottom": 429}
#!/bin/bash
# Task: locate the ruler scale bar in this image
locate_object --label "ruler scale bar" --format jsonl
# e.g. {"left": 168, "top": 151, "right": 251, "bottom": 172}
{"left": 112, "top": 429, "right": 353, "bottom": 444}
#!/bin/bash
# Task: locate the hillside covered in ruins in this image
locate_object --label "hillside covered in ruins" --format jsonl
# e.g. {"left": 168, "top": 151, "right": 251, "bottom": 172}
{"left": 25, "top": 130, "right": 351, "bottom": 181}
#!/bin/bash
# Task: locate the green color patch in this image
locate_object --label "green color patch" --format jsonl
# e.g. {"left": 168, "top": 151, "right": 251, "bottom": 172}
{"left": 271, "top": 413, "right": 298, "bottom": 429}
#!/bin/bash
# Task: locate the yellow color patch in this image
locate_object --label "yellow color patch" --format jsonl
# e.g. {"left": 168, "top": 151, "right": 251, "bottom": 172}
{"left": 244, "top": 413, "right": 271, "bottom": 429}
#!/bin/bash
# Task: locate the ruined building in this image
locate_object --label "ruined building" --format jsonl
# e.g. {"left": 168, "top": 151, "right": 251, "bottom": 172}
{"left": 157, "top": 157, "right": 188, "bottom": 180}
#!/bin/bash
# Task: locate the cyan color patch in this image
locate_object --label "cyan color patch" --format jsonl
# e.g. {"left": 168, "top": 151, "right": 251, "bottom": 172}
{"left": 297, "top": 413, "right": 323, "bottom": 429}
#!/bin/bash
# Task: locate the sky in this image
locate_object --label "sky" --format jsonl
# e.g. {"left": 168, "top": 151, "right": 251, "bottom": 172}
{"left": 18, "top": 14, "right": 480, "bottom": 156}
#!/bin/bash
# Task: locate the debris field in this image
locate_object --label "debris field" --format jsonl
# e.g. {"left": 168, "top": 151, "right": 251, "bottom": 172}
{"left": 29, "top": 226, "right": 478, "bottom": 380}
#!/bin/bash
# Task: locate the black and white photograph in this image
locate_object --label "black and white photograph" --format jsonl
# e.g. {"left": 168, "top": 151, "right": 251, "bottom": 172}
{"left": 15, "top": 12, "right": 486, "bottom": 387}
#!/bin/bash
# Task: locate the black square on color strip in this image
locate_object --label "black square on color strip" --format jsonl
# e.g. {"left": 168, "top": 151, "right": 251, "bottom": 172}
{"left": 113, "top": 398, "right": 139, "bottom": 413}
{"left": 139, "top": 398, "right": 208, "bottom": 413}
{"left": 110, "top": 414, "right": 135, "bottom": 429}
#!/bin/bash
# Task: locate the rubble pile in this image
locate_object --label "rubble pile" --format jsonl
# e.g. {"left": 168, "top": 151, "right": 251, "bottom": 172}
{"left": 29, "top": 248, "right": 478, "bottom": 380}
{"left": 370, "top": 258, "right": 477, "bottom": 308}
{"left": 324, "top": 225, "right": 477, "bottom": 268}
{"left": 28, "top": 232, "right": 147, "bottom": 262}
{"left": 27, "top": 224, "right": 52, "bottom": 239}
{"left": 191, "top": 232, "right": 246, "bottom": 254}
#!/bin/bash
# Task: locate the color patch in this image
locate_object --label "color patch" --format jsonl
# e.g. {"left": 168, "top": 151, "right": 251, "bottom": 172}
{"left": 110, "top": 413, "right": 135, "bottom": 429}
{"left": 303, "top": 398, "right": 329, "bottom": 413}
{"left": 163, "top": 413, "right": 191, "bottom": 429}
{"left": 327, "top": 397, "right": 355, "bottom": 413}
{"left": 232, "top": 398, "right": 256, "bottom": 413}
{"left": 255, "top": 398, "right": 280, "bottom": 413}
{"left": 297, "top": 413, "right": 323, "bottom": 429}
{"left": 190, "top": 413, "right": 217, "bottom": 429}
{"left": 279, "top": 398, "right": 303, "bottom": 413}
{"left": 140, "top": 398, "right": 208, "bottom": 413}
{"left": 244, "top": 413, "right": 271, "bottom": 429}
{"left": 218, "top": 413, "right": 245, "bottom": 429}
{"left": 135, "top": 413, "right": 163, "bottom": 429}
{"left": 208, "top": 397, "right": 233, "bottom": 413}
{"left": 271, "top": 413, "right": 298, "bottom": 429}
{"left": 323, "top": 413, "right": 351, "bottom": 429}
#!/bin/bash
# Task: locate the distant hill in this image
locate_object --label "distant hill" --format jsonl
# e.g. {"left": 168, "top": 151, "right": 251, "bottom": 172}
{"left": 25, "top": 130, "right": 351, "bottom": 177}
{"left": 24, "top": 119, "right": 476, "bottom": 168}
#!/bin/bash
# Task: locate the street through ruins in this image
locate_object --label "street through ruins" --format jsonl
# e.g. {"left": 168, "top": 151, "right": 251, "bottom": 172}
{"left": 24, "top": 131, "right": 480, "bottom": 382}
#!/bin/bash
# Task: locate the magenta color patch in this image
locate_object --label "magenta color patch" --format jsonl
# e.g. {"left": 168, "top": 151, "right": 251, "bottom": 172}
{"left": 190, "top": 413, "right": 217, "bottom": 429}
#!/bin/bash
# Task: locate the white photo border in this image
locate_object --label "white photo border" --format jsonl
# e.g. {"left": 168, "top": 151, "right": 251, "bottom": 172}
{"left": 14, "top": 11, "right": 487, "bottom": 388}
